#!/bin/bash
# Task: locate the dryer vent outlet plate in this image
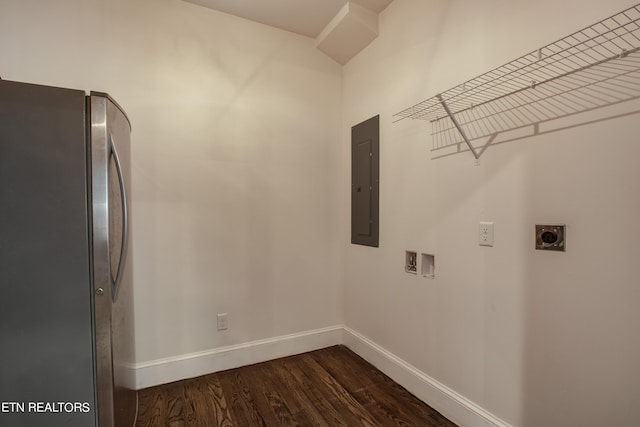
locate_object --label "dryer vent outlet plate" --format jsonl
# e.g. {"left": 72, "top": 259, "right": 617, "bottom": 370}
{"left": 535, "top": 224, "right": 565, "bottom": 251}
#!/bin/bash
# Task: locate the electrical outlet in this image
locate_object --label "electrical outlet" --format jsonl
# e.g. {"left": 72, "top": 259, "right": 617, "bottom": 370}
{"left": 535, "top": 224, "right": 565, "bottom": 251}
{"left": 217, "top": 313, "right": 228, "bottom": 331}
{"left": 479, "top": 222, "right": 494, "bottom": 247}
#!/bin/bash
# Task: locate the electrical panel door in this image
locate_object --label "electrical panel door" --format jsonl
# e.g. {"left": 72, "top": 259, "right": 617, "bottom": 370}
{"left": 351, "top": 115, "right": 379, "bottom": 247}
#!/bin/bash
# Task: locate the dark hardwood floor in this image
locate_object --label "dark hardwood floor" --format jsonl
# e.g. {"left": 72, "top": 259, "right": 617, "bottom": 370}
{"left": 135, "top": 345, "right": 457, "bottom": 427}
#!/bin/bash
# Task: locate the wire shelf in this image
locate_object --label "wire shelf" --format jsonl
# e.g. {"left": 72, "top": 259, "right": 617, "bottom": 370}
{"left": 393, "top": 3, "right": 640, "bottom": 157}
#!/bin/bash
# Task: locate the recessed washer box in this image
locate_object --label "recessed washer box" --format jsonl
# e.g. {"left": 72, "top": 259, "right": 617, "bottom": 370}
{"left": 421, "top": 253, "right": 435, "bottom": 278}
{"left": 535, "top": 224, "right": 566, "bottom": 251}
{"left": 405, "top": 251, "right": 417, "bottom": 274}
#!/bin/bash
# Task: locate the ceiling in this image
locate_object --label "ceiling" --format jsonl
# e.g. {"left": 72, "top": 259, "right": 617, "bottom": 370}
{"left": 182, "top": 0, "right": 394, "bottom": 38}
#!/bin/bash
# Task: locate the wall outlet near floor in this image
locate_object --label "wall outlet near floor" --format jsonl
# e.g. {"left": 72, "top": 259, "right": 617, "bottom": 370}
{"left": 217, "top": 313, "right": 228, "bottom": 331}
{"left": 479, "top": 222, "right": 494, "bottom": 247}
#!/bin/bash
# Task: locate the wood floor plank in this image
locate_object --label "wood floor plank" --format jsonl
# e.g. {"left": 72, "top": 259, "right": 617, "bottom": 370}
{"left": 180, "top": 375, "right": 232, "bottom": 426}
{"left": 217, "top": 369, "right": 270, "bottom": 427}
{"left": 243, "top": 363, "right": 298, "bottom": 426}
{"left": 271, "top": 357, "right": 338, "bottom": 426}
{"left": 298, "top": 353, "right": 379, "bottom": 426}
{"left": 136, "top": 385, "right": 167, "bottom": 427}
{"left": 324, "top": 346, "right": 456, "bottom": 427}
{"left": 248, "top": 359, "right": 315, "bottom": 427}
{"left": 164, "top": 382, "right": 186, "bottom": 426}
{"left": 308, "top": 346, "right": 427, "bottom": 426}
{"left": 203, "top": 375, "right": 234, "bottom": 427}
{"left": 277, "top": 356, "right": 354, "bottom": 426}
{"left": 136, "top": 345, "right": 458, "bottom": 427}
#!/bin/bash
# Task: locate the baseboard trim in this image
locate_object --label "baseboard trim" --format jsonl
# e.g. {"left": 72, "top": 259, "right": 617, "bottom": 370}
{"left": 134, "top": 325, "right": 343, "bottom": 389}
{"left": 342, "top": 326, "right": 511, "bottom": 427}
{"left": 134, "top": 324, "right": 510, "bottom": 426}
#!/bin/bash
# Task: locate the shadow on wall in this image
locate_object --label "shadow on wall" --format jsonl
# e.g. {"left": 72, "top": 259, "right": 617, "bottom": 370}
{"left": 429, "top": 48, "right": 640, "bottom": 159}
{"left": 393, "top": 4, "right": 640, "bottom": 162}
{"left": 519, "top": 113, "right": 640, "bottom": 426}
{"left": 433, "top": 101, "right": 640, "bottom": 160}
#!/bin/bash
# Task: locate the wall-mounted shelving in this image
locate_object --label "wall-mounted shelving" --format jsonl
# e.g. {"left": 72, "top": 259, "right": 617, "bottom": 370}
{"left": 393, "top": 4, "right": 640, "bottom": 159}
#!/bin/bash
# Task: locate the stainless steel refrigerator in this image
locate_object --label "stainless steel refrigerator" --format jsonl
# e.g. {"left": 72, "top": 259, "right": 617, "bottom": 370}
{"left": 0, "top": 79, "right": 136, "bottom": 427}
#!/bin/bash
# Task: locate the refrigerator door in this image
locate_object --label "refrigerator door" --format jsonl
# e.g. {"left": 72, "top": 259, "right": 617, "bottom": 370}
{"left": 0, "top": 80, "right": 97, "bottom": 426}
{"left": 90, "top": 93, "right": 136, "bottom": 427}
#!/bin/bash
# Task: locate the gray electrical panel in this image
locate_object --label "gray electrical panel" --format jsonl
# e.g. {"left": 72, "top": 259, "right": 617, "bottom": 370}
{"left": 351, "top": 115, "right": 379, "bottom": 247}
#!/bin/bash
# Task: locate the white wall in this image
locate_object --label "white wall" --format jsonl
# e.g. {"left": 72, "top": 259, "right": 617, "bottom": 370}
{"left": 342, "top": 0, "right": 640, "bottom": 426}
{"left": 3, "top": 0, "right": 640, "bottom": 425}
{"left": 0, "top": 0, "right": 344, "bottom": 365}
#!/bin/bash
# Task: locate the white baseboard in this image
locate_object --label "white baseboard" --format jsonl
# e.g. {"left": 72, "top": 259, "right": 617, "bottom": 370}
{"left": 134, "top": 324, "right": 510, "bottom": 427}
{"left": 134, "top": 325, "right": 343, "bottom": 389}
{"left": 342, "top": 326, "right": 511, "bottom": 427}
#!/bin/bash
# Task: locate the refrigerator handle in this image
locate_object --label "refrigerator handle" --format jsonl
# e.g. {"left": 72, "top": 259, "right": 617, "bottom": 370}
{"left": 110, "top": 135, "right": 129, "bottom": 301}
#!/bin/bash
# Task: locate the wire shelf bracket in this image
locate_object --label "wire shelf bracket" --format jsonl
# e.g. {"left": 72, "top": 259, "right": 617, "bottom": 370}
{"left": 436, "top": 94, "right": 480, "bottom": 159}
{"left": 393, "top": 3, "right": 640, "bottom": 159}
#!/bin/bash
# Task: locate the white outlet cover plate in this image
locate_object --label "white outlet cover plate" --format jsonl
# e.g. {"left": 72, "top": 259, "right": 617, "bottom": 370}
{"left": 479, "top": 222, "right": 494, "bottom": 246}
{"left": 217, "top": 313, "right": 228, "bottom": 330}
